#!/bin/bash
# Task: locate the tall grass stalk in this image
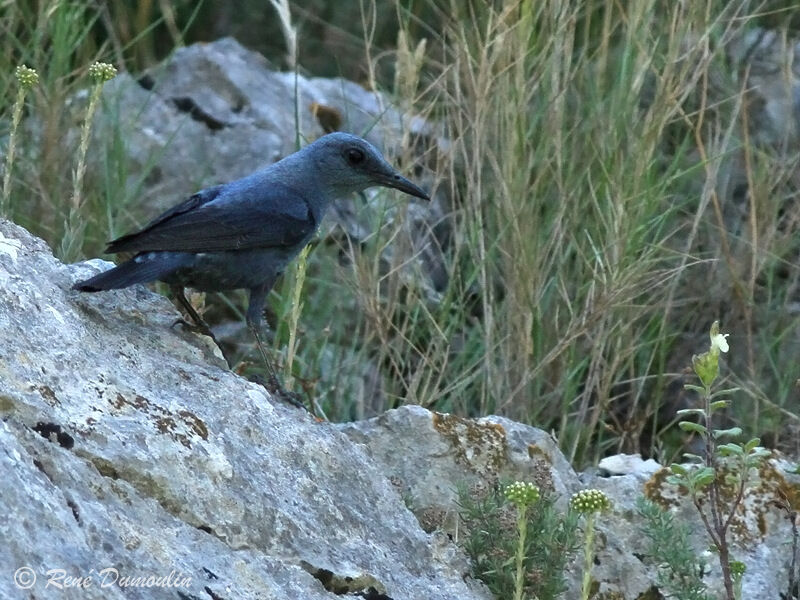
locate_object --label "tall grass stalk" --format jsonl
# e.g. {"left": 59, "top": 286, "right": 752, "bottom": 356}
{"left": 61, "top": 62, "right": 116, "bottom": 262}
{"left": 345, "top": 0, "right": 701, "bottom": 446}
{"left": 1, "top": 66, "right": 38, "bottom": 217}
{"left": 268, "top": 0, "right": 298, "bottom": 69}
{"left": 285, "top": 244, "right": 312, "bottom": 390}
{"left": 296, "top": 0, "right": 800, "bottom": 463}
{"left": 1, "top": 0, "right": 100, "bottom": 244}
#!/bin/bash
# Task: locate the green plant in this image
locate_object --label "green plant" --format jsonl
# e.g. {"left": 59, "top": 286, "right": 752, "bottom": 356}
{"left": 458, "top": 482, "right": 579, "bottom": 600}
{"left": 504, "top": 481, "right": 542, "bottom": 600}
{"left": 284, "top": 243, "right": 312, "bottom": 391}
{"left": 0, "top": 0, "right": 202, "bottom": 259}
{"left": 570, "top": 488, "right": 611, "bottom": 600}
{"left": 666, "top": 321, "right": 770, "bottom": 600}
{"left": 636, "top": 496, "right": 711, "bottom": 600}
{"left": 729, "top": 561, "right": 745, "bottom": 599}
{"left": 1, "top": 65, "right": 38, "bottom": 217}
{"left": 1, "top": 0, "right": 102, "bottom": 246}
{"left": 60, "top": 61, "right": 117, "bottom": 262}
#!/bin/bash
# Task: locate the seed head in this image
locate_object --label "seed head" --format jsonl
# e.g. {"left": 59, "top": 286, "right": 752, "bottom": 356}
{"left": 15, "top": 65, "right": 39, "bottom": 89}
{"left": 570, "top": 489, "right": 611, "bottom": 514}
{"left": 729, "top": 561, "right": 746, "bottom": 577}
{"left": 88, "top": 62, "right": 117, "bottom": 83}
{"left": 504, "top": 481, "right": 540, "bottom": 508}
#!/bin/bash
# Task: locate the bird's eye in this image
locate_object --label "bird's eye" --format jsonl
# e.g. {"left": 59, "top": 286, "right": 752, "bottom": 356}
{"left": 345, "top": 148, "right": 366, "bottom": 165}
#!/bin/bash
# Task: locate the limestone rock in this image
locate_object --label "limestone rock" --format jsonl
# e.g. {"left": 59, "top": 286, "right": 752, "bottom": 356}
{"left": 0, "top": 219, "right": 488, "bottom": 600}
{"left": 341, "top": 408, "right": 799, "bottom": 599}
{"left": 2, "top": 217, "right": 795, "bottom": 599}
{"left": 339, "top": 406, "right": 580, "bottom": 534}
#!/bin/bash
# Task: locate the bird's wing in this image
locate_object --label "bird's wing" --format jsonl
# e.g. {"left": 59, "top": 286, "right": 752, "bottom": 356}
{"left": 137, "top": 185, "right": 225, "bottom": 231}
{"left": 106, "top": 182, "right": 317, "bottom": 254}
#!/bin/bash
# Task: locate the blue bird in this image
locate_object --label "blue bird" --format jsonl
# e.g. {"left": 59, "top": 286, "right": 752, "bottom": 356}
{"left": 74, "top": 132, "right": 429, "bottom": 391}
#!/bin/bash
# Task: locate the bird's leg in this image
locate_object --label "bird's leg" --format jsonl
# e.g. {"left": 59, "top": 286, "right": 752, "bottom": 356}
{"left": 170, "top": 286, "right": 232, "bottom": 366}
{"left": 247, "top": 321, "right": 305, "bottom": 409}
{"left": 246, "top": 284, "right": 305, "bottom": 409}
{"left": 171, "top": 286, "right": 208, "bottom": 331}
{"left": 246, "top": 284, "right": 282, "bottom": 389}
{"left": 247, "top": 319, "right": 279, "bottom": 385}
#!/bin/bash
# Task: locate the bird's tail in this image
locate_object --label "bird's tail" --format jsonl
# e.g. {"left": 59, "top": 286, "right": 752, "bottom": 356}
{"left": 72, "top": 253, "right": 187, "bottom": 292}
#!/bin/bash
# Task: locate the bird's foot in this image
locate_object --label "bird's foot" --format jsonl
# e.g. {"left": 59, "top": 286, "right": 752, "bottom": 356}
{"left": 248, "top": 374, "right": 306, "bottom": 409}
{"left": 171, "top": 317, "right": 212, "bottom": 337}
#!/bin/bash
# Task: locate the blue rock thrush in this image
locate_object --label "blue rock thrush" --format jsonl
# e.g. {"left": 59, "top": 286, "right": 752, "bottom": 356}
{"left": 73, "top": 132, "right": 429, "bottom": 389}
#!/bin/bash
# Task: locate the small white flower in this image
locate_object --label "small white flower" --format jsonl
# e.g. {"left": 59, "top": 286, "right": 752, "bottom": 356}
{"left": 711, "top": 333, "right": 729, "bottom": 353}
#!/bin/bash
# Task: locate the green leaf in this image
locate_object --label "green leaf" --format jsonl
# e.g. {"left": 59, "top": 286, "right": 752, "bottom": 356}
{"left": 744, "top": 438, "right": 761, "bottom": 452}
{"left": 749, "top": 447, "right": 771, "bottom": 459}
{"left": 717, "top": 443, "right": 744, "bottom": 456}
{"left": 665, "top": 475, "right": 684, "bottom": 486}
{"left": 676, "top": 408, "right": 706, "bottom": 416}
{"left": 682, "top": 452, "right": 704, "bottom": 462}
{"left": 679, "top": 421, "right": 708, "bottom": 435}
{"left": 692, "top": 351, "right": 719, "bottom": 388}
{"left": 692, "top": 467, "right": 715, "bottom": 487}
{"left": 709, "top": 400, "right": 729, "bottom": 411}
{"left": 713, "top": 427, "right": 742, "bottom": 439}
{"left": 669, "top": 464, "right": 688, "bottom": 476}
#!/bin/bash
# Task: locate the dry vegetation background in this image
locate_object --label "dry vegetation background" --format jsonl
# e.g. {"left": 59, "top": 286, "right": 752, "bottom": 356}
{"left": 2, "top": 0, "right": 799, "bottom": 467}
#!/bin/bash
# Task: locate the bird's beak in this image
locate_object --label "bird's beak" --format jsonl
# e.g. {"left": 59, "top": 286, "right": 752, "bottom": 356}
{"left": 381, "top": 171, "right": 430, "bottom": 201}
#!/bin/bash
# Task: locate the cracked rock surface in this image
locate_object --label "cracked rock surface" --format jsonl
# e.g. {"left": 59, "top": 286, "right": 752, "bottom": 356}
{"left": 0, "top": 219, "right": 489, "bottom": 600}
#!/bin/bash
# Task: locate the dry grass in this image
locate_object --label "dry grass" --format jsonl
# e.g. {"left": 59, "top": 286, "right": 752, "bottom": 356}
{"left": 304, "top": 0, "right": 800, "bottom": 464}
{"left": 2, "top": 0, "right": 798, "bottom": 465}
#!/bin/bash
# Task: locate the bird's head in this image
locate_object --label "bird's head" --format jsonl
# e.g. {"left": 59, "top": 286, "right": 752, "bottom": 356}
{"left": 304, "top": 132, "right": 429, "bottom": 201}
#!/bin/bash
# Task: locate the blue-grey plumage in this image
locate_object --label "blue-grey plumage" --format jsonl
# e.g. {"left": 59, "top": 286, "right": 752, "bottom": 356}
{"left": 73, "top": 132, "right": 429, "bottom": 331}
